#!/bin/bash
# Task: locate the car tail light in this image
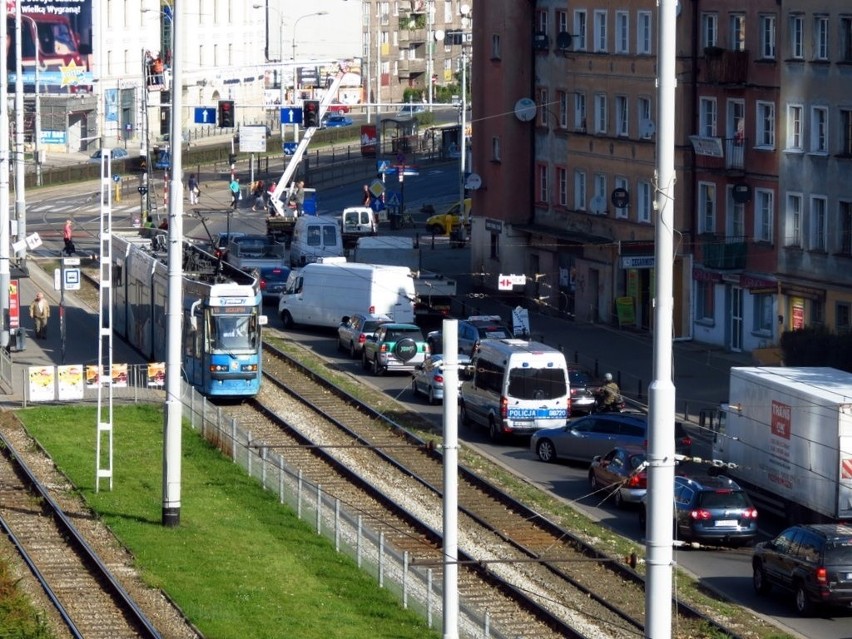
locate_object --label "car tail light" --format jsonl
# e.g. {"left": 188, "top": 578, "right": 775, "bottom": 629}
{"left": 815, "top": 566, "right": 828, "bottom": 585}
{"left": 260, "top": 280, "right": 267, "bottom": 291}
{"left": 627, "top": 474, "right": 647, "bottom": 489}
{"left": 679, "top": 435, "right": 693, "bottom": 448}
{"left": 690, "top": 509, "right": 713, "bottom": 520}
{"left": 434, "top": 374, "right": 444, "bottom": 384}
{"left": 500, "top": 396, "right": 508, "bottom": 419}
{"left": 742, "top": 507, "right": 758, "bottom": 519}
{"left": 380, "top": 344, "right": 388, "bottom": 353}
{"left": 358, "top": 335, "right": 366, "bottom": 344}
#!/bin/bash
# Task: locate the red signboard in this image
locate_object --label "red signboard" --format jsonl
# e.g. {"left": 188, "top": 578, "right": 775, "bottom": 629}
{"left": 360, "top": 124, "right": 377, "bottom": 157}
{"left": 771, "top": 400, "right": 792, "bottom": 440}
{"left": 9, "top": 279, "right": 19, "bottom": 330}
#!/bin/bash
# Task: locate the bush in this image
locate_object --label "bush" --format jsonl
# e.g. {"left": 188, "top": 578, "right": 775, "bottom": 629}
{"left": 779, "top": 326, "right": 852, "bottom": 372}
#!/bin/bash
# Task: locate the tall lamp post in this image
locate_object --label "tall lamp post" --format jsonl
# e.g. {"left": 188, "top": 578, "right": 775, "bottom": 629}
{"left": 252, "top": 3, "right": 286, "bottom": 114}
{"left": 291, "top": 11, "right": 328, "bottom": 101}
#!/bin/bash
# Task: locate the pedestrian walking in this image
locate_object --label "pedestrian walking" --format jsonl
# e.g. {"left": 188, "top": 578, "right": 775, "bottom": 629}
{"left": 229, "top": 177, "right": 240, "bottom": 210}
{"left": 29, "top": 292, "right": 50, "bottom": 339}
{"left": 188, "top": 173, "right": 200, "bottom": 205}
{"left": 62, "top": 219, "right": 75, "bottom": 256}
{"left": 361, "top": 184, "right": 371, "bottom": 207}
{"left": 251, "top": 179, "right": 265, "bottom": 212}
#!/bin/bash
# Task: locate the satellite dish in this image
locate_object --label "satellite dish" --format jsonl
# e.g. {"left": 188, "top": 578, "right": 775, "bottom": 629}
{"left": 556, "top": 32, "right": 572, "bottom": 51}
{"left": 611, "top": 187, "right": 630, "bottom": 209}
{"left": 514, "top": 98, "right": 537, "bottom": 122}
{"left": 589, "top": 195, "right": 607, "bottom": 215}
{"left": 639, "top": 119, "right": 656, "bottom": 138}
{"left": 465, "top": 173, "right": 482, "bottom": 190}
{"left": 434, "top": 29, "right": 445, "bottom": 41}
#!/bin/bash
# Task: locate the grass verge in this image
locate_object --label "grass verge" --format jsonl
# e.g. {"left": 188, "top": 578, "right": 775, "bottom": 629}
{"left": 14, "top": 404, "right": 438, "bottom": 639}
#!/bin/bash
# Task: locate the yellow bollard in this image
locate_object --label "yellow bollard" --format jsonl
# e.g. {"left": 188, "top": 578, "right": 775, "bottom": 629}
{"left": 114, "top": 180, "right": 122, "bottom": 203}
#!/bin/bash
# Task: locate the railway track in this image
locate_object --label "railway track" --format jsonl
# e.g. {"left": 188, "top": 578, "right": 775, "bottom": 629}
{"left": 0, "top": 427, "right": 165, "bottom": 639}
{"left": 248, "top": 342, "right": 746, "bottom": 639}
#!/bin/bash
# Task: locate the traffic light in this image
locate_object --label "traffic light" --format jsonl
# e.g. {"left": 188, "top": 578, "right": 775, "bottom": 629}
{"left": 303, "top": 100, "right": 320, "bottom": 128}
{"left": 218, "top": 100, "right": 235, "bottom": 128}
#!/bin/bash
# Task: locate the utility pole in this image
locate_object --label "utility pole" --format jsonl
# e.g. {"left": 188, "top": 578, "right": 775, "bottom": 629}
{"left": 0, "top": 0, "right": 11, "bottom": 352}
{"left": 13, "top": 5, "right": 26, "bottom": 260}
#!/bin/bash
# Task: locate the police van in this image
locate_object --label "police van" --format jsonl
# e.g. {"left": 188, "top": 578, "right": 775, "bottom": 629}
{"left": 460, "top": 339, "right": 570, "bottom": 442}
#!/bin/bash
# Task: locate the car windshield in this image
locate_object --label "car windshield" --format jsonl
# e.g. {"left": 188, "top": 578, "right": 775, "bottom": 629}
{"left": 507, "top": 368, "right": 567, "bottom": 400}
{"left": 363, "top": 320, "right": 386, "bottom": 332}
{"left": 476, "top": 326, "right": 512, "bottom": 339}
{"left": 386, "top": 328, "right": 423, "bottom": 341}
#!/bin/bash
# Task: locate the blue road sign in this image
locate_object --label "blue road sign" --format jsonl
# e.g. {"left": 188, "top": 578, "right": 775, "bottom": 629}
{"left": 280, "top": 107, "right": 303, "bottom": 125}
{"left": 283, "top": 142, "right": 298, "bottom": 155}
{"left": 194, "top": 107, "right": 217, "bottom": 124}
{"left": 113, "top": 174, "right": 121, "bottom": 182}
{"left": 386, "top": 192, "right": 401, "bottom": 207}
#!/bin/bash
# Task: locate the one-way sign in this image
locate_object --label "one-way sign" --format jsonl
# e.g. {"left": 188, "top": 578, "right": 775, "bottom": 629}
{"left": 194, "top": 107, "right": 217, "bottom": 124}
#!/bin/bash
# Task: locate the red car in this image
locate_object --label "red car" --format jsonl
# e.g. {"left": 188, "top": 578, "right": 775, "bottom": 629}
{"left": 327, "top": 101, "right": 350, "bottom": 114}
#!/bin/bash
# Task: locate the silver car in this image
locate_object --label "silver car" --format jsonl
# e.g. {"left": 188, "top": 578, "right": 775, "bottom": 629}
{"left": 411, "top": 354, "right": 473, "bottom": 404}
{"left": 337, "top": 313, "right": 392, "bottom": 359}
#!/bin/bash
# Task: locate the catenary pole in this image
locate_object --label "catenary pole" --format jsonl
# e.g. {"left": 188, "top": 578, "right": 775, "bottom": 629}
{"left": 442, "top": 319, "right": 459, "bottom": 638}
{"left": 163, "top": 0, "right": 184, "bottom": 527}
{"left": 0, "top": 0, "right": 10, "bottom": 352}
{"left": 645, "top": 0, "right": 678, "bottom": 637}
{"left": 13, "top": 5, "right": 26, "bottom": 259}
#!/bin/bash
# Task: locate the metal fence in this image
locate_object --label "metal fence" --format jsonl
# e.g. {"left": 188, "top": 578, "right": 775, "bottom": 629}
{"left": 179, "top": 383, "right": 512, "bottom": 639}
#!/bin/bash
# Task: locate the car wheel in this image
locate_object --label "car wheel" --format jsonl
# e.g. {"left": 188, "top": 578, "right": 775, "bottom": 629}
{"left": 752, "top": 563, "right": 771, "bottom": 595}
{"left": 460, "top": 402, "right": 471, "bottom": 426}
{"left": 488, "top": 418, "right": 502, "bottom": 444}
{"left": 428, "top": 223, "right": 443, "bottom": 235}
{"left": 536, "top": 439, "right": 556, "bottom": 462}
{"left": 349, "top": 342, "right": 357, "bottom": 359}
{"left": 372, "top": 357, "right": 384, "bottom": 376}
{"left": 588, "top": 470, "right": 600, "bottom": 491}
{"left": 613, "top": 489, "right": 626, "bottom": 510}
{"left": 411, "top": 378, "right": 419, "bottom": 397}
{"left": 361, "top": 352, "right": 370, "bottom": 370}
{"left": 337, "top": 338, "right": 344, "bottom": 353}
{"left": 281, "top": 311, "right": 294, "bottom": 329}
{"left": 794, "top": 581, "right": 814, "bottom": 616}
{"left": 428, "top": 386, "right": 437, "bottom": 405}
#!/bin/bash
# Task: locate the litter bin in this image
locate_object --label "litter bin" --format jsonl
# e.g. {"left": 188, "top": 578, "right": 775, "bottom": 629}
{"left": 15, "top": 328, "right": 25, "bottom": 352}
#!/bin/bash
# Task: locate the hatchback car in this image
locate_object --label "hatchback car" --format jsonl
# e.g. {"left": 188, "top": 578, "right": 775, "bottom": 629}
{"left": 89, "top": 148, "right": 129, "bottom": 162}
{"left": 753, "top": 523, "right": 852, "bottom": 615}
{"left": 258, "top": 267, "right": 290, "bottom": 303}
{"left": 322, "top": 114, "right": 353, "bottom": 128}
{"left": 588, "top": 446, "right": 648, "bottom": 509}
{"left": 397, "top": 104, "right": 426, "bottom": 118}
{"left": 411, "top": 353, "right": 473, "bottom": 404}
{"left": 639, "top": 475, "right": 758, "bottom": 547}
{"left": 427, "top": 315, "right": 514, "bottom": 356}
{"left": 567, "top": 363, "right": 601, "bottom": 415}
{"left": 530, "top": 413, "right": 693, "bottom": 464}
{"left": 337, "top": 313, "right": 392, "bottom": 359}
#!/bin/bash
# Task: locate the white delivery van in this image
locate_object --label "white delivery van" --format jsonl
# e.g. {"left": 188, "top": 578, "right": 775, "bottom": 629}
{"left": 460, "top": 339, "right": 570, "bottom": 442}
{"left": 289, "top": 215, "right": 344, "bottom": 267}
{"left": 340, "top": 206, "right": 377, "bottom": 247}
{"left": 278, "top": 261, "right": 416, "bottom": 329}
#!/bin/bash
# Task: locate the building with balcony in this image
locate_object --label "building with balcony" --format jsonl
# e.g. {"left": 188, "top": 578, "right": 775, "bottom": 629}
{"left": 689, "top": 1, "right": 782, "bottom": 352}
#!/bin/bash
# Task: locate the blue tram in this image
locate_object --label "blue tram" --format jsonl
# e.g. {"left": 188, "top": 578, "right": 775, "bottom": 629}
{"left": 112, "top": 232, "right": 265, "bottom": 397}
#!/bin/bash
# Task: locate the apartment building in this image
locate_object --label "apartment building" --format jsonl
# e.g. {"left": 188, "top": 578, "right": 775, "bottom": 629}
{"left": 471, "top": 1, "right": 695, "bottom": 336}
{"left": 359, "top": 0, "right": 474, "bottom": 105}
{"left": 690, "top": 2, "right": 782, "bottom": 352}
{"left": 777, "top": 3, "right": 852, "bottom": 336}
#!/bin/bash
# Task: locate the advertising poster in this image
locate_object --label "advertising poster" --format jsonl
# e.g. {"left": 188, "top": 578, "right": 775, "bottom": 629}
{"left": 57, "top": 365, "right": 84, "bottom": 400}
{"left": 28, "top": 366, "right": 55, "bottom": 402}
{"left": 9, "top": 280, "right": 19, "bottom": 330}
{"left": 360, "top": 124, "right": 377, "bottom": 157}
{"left": 7, "top": 0, "right": 94, "bottom": 93}
{"left": 85, "top": 364, "right": 102, "bottom": 388}
{"left": 111, "top": 363, "right": 128, "bottom": 388}
{"left": 147, "top": 362, "right": 165, "bottom": 387}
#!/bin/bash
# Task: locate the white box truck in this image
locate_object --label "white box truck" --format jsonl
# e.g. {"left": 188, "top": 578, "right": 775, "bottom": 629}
{"left": 713, "top": 366, "right": 852, "bottom": 524}
{"left": 278, "top": 261, "right": 415, "bottom": 329}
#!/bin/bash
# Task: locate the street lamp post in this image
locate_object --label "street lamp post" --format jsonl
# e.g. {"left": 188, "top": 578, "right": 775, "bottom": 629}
{"left": 291, "top": 11, "right": 328, "bottom": 102}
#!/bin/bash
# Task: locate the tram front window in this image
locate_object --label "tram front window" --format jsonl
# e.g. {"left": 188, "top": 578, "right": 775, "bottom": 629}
{"left": 211, "top": 315, "right": 256, "bottom": 350}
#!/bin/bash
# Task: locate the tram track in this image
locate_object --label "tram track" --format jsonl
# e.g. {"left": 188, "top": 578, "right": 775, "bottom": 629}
{"left": 0, "top": 424, "right": 186, "bottom": 639}
{"left": 251, "top": 341, "right": 748, "bottom": 639}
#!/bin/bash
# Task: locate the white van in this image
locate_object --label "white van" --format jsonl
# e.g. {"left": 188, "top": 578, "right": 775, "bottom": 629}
{"left": 340, "top": 206, "right": 377, "bottom": 247}
{"left": 289, "top": 216, "right": 344, "bottom": 267}
{"left": 460, "top": 339, "right": 570, "bottom": 442}
{"left": 278, "top": 261, "right": 415, "bottom": 329}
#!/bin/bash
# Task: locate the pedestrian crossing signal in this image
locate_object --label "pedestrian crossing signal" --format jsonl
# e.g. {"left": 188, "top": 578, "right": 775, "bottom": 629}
{"left": 303, "top": 100, "right": 320, "bottom": 128}
{"left": 218, "top": 100, "right": 235, "bottom": 128}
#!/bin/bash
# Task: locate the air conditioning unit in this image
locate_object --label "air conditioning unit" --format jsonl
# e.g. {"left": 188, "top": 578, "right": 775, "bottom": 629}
{"left": 556, "top": 32, "right": 573, "bottom": 53}
{"left": 533, "top": 32, "right": 549, "bottom": 51}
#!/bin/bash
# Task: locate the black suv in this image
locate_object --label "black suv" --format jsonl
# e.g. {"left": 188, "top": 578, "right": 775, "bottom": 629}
{"left": 639, "top": 475, "right": 758, "bottom": 547}
{"left": 752, "top": 523, "right": 852, "bottom": 615}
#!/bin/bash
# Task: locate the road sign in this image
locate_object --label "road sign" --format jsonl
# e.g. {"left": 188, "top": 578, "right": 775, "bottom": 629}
{"left": 54, "top": 268, "right": 81, "bottom": 291}
{"left": 280, "top": 107, "right": 303, "bottom": 125}
{"left": 283, "top": 142, "right": 297, "bottom": 155}
{"left": 194, "top": 107, "right": 217, "bottom": 124}
{"left": 498, "top": 274, "right": 526, "bottom": 291}
{"left": 113, "top": 174, "right": 121, "bottom": 182}
{"left": 239, "top": 125, "right": 267, "bottom": 153}
{"left": 137, "top": 186, "right": 148, "bottom": 195}
{"left": 386, "top": 192, "right": 401, "bottom": 207}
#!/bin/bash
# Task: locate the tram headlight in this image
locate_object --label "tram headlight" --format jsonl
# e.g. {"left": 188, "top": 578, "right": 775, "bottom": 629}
{"left": 209, "top": 364, "right": 229, "bottom": 372}
{"left": 241, "top": 364, "right": 258, "bottom": 372}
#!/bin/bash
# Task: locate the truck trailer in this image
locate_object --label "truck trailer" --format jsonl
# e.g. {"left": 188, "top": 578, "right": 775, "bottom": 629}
{"left": 713, "top": 366, "right": 852, "bottom": 523}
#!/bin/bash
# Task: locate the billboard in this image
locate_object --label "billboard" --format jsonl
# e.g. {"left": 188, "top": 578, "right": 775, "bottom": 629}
{"left": 7, "top": 0, "right": 94, "bottom": 93}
